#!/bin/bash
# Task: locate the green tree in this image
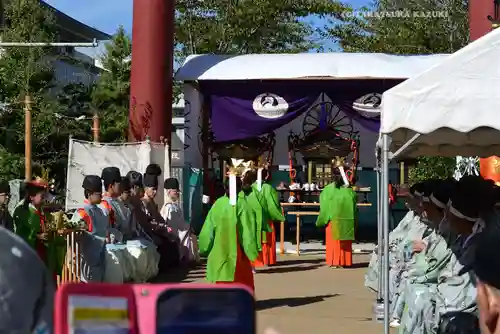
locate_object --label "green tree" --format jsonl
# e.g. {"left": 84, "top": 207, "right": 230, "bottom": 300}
{"left": 0, "top": 0, "right": 59, "bottom": 180}
{"left": 174, "top": 0, "right": 347, "bottom": 61}
{"left": 407, "top": 157, "right": 457, "bottom": 184}
{"left": 328, "top": 0, "right": 468, "bottom": 54}
{"left": 327, "top": 0, "right": 468, "bottom": 183}
{"left": 91, "top": 26, "right": 132, "bottom": 142}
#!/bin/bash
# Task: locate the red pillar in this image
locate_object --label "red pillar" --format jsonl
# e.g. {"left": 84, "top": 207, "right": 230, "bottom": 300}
{"left": 129, "top": 0, "right": 175, "bottom": 143}
{"left": 469, "top": 0, "right": 494, "bottom": 41}
{"left": 470, "top": 0, "right": 497, "bottom": 181}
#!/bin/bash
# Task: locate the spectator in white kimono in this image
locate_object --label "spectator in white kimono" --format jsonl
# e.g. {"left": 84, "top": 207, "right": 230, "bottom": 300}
{"left": 161, "top": 178, "right": 199, "bottom": 264}
{"left": 365, "top": 182, "right": 428, "bottom": 292}
{"left": 392, "top": 179, "right": 456, "bottom": 330}
{"left": 474, "top": 210, "right": 500, "bottom": 334}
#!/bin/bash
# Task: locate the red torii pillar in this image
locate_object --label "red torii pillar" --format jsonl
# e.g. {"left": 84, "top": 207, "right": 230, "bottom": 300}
{"left": 470, "top": 0, "right": 499, "bottom": 182}
{"left": 129, "top": 0, "right": 175, "bottom": 143}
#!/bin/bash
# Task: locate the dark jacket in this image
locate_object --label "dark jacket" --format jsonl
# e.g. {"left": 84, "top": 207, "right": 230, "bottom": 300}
{"left": 0, "top": 208, "right": 14, "bottom": 231}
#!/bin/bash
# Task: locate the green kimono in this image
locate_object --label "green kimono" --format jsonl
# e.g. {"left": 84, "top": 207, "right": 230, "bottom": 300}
{"left": 199, "top": 195, "right": 259, "bottom": 283}
{"left": 250, "top": 183, "right": 285, "bottom": 247}
{"left": 316, "top": 183, "right": 356, "bottom": 241}
{"left": 13, "top": 203, "right": 66, "bottom": 275}
{"left": 240, "top": 188, "right": 266, "bottom": 251}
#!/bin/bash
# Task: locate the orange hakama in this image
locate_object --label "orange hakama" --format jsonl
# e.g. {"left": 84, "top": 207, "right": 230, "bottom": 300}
{"left": 252, "top": 221, "right": 276, "bottom": 267}
{"left": 325, "top": 223, "right": 352, "bottom": 267}
{"left": 217, "top": 233, "right": 255, "bottom": 292}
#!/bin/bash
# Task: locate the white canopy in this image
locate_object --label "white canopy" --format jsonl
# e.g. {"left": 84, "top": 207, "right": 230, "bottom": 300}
{"left": 175, "top": 53, "right": 448, "bottom": 81}
{"left": 380, "top": 28, "right": 500, "bottom": 158}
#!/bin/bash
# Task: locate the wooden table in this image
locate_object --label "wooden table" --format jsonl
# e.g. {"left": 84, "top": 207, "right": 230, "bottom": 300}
{"left": 279, "top": 202, "right": 372, "bottom": 256}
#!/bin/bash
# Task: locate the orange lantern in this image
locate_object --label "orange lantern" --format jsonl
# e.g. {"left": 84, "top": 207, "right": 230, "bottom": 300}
{"left": 480, "top": 156, "right": 500, "bottom": 186}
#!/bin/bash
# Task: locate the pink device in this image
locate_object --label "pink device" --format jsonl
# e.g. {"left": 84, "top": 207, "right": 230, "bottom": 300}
{"left": 55, "top": 283, "right": 255, "bottom": 334}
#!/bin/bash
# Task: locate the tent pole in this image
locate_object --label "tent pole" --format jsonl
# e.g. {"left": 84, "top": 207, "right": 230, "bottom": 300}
{"left": 376, "top": 156, "right": 383, "bottom": 300}
{"left": 382, "top": 134, "right": 391, "bottom": 334}
{"left": 390, "top": 133, "right": 420, "bottom": 160}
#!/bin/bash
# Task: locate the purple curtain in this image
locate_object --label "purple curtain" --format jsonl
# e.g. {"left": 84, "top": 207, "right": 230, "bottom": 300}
{"left": 199, "top": 79, "right": 402, "bottom": 142}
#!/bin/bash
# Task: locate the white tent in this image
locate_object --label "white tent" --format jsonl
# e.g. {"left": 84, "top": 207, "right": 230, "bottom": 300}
{"left": 377, "top": 28, "right": 500, "bottom": 334}
{"left": 380, "top": 27, "right": 500, "bottom": 158}
{"left": 175, "top": 53, "right": 448, "bottom": 81}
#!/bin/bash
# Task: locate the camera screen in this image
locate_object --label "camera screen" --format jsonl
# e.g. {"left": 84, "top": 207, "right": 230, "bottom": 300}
{"left": 156, "top": 287, "right": 255, "bottom": 334}
{"left": 68, "top": 296, "right": 130, "bottom": 334}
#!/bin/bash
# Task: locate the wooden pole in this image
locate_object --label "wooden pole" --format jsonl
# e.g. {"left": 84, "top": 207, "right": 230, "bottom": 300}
{"left": 24, "top": 94, "right": 32, "bottom": 181}
{"left": 399, "top": 162, "right": 405, "bottom": 184}
{"left": 92, "top": 112, "right": 100, "bottom": 142}
{"left": 307, "top": 160, "right": 312, "bottom": 184}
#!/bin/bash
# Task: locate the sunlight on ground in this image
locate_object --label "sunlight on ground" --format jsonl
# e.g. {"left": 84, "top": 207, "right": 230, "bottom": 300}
{"left": 169, "top": 254, "right": 387, "bottom": 334}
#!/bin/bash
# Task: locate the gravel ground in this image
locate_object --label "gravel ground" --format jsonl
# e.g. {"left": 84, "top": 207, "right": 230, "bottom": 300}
{"left": 164, "top": 253, "right": 387, "bottom": 334}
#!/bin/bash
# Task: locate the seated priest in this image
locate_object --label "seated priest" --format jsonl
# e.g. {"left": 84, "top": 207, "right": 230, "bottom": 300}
{"left": 365, "top": 182, "right": 428, "bottom": 292}
{"left": 71, "top": 175, "right": 114, "bottom": 282}
{"left": 390, "top": 179, "right": 455, "bottom": 329}
{"left": 139, "top": 164, "right": 180, "bottom": 271}
{"left": 315, "top": 163, "right": 356, "bottom": 268}
{"left": 473, "top": 206, "right": 500, "bottom": 334}
{"left": 397, "top": 177, "right": 493, "bottom": 333}
{"left": 161, "top": 177, "right": 199, "bottom": 264}
{"left": 118, "top": 176, "right": 160, "bottom": 282}
{"left": 431, "top": 178, "right": 496, "bottom": 332}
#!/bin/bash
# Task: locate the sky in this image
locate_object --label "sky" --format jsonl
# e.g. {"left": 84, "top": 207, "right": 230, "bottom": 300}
{"left": 44, "top": 0, "right": 369, "bottom": 58}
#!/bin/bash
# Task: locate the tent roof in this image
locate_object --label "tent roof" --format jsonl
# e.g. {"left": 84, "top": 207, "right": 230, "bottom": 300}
{"left": 380, "top": 28, "right": 500, "bottom": 158}
{"left": 175, "top": 53, "right": 449, "bottom": 81}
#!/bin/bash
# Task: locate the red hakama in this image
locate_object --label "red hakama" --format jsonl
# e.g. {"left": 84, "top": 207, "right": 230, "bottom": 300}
{"left": 217, "top": 233, "right": 255, "bottom": 293}
{"left": 325, "top": 223, "right": 353, "bottom": 267}
{"left": 252, "top": 221, "right": 276, "bottom": 267}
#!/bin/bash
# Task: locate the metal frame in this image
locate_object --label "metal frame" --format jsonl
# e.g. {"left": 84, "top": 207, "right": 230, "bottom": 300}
{"left": 377, "top": 132, "right": 418, "bottom": 334}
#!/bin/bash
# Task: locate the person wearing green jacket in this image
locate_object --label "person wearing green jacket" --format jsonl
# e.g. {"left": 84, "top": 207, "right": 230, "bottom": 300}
{"left": 199, "top": 165, "right": 259, "bottom": 292}
{"left": 316, "top": 167, "right": 356, "bottom": 268}
{"left": 251, "top": 167, "right": 285, "bottom": 267}
{"left": 13, "top": 178, "right": 65, "bottom": 281}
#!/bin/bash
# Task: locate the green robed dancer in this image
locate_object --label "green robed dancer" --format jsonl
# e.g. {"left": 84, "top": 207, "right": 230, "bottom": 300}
{"left": 199, "top": 159, "right": 259, "bottom": 292}
{"left": 316, "top": 164, "right": 356, "bottom": 268}
{"left": 241, "top": 163, "right": 285, "bottom": 268}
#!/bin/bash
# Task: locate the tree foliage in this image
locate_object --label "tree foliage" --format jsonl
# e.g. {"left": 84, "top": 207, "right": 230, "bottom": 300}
{"left": 91, "top": 26, "right": 132, "bottom": 142}
{"left": 328, "top": 0, "right": 468, "bottom": 54}
{"left": 0, "top": 0, "right": 61, "bottom": 181}
{"left": 174, "top": 0, "right": 347, "bottom": 59}
{"left": 328, "top": 0, "right": 468, "bottom": 183}
{"left": 0, "top": 3, "right": 132, "bottom": 184}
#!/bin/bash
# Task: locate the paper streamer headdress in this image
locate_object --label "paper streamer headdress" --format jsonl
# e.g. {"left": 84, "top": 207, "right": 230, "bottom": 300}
{"left": 228, "top": 158, "right": 245, "bottom": 206}
{"left": 256, "top": 158, "right": 266, "bottom": 191}
{"left": 332, "top": 156, "right": 349, "bottom": 186}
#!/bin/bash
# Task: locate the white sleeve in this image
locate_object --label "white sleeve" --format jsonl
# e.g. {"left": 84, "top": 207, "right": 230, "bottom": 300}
{"left": 160, "top": 204, "right": 172, "bottom": 222}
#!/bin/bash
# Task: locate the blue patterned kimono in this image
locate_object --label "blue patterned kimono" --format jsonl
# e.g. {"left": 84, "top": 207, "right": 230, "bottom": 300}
{"left": 102, "top": 196, "right": 138, "bottom": 240}
{"left": 72, "top": 203, "right": 111, "bottom": 282}
{"left": 393, "top": 227, "right": 453, "bottom": 325}
{"left": 365, "top": 212, "right": 427, "bottom": 292}
{"left": 398, "top": 229, "right": 470, "bottom": 334}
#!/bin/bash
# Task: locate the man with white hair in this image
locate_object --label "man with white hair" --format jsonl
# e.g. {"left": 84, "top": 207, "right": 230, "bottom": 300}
{"left": 161, "top": 177, "right": 199, "bottom": 263}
